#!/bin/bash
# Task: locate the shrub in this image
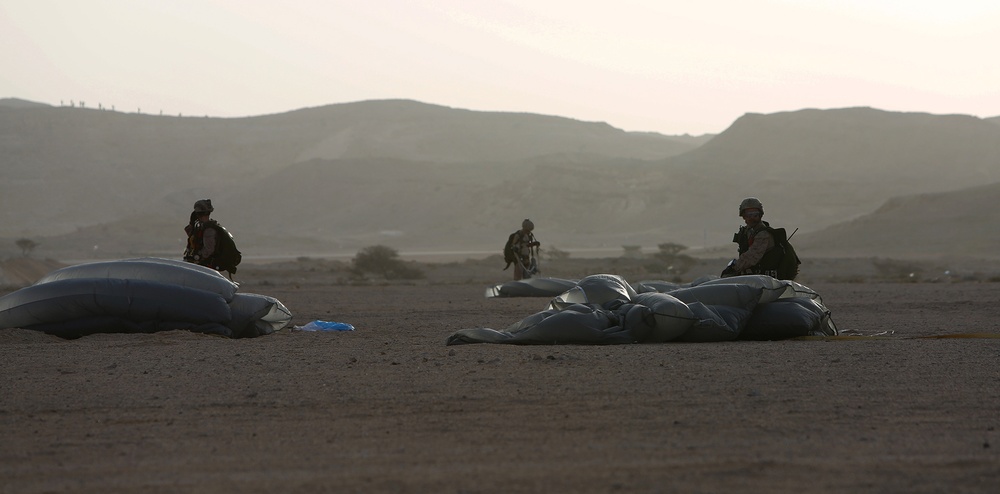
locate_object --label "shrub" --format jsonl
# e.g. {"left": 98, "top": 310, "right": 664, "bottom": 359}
{"left": 15, "top": 238, "right": 38, "bottom": 257}
{"left": 652, "top": 242, "right": 695, "bottom": 276}
{"left": 872, "top": 258, "right": 923, "bottom": 282}
{"left": 621, "top": 245, "right": 643, "bottom": 259}
{"left": 543, "top": 245, "right": 570, "bottom": 261}
{"left": 352, "top": 245, "right": 425, "bottom": 280}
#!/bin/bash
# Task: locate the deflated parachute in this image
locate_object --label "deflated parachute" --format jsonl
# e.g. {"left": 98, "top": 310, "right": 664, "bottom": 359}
{"left": 35, "top": 257, "right": 239, "bottom": 299}
{"left": 485, "top": 277, "right": 579, "bottom": 298}
{"left": 449, "top": 301, "right": 655, "bottom": 345}
{"left": 448, "top": 274, "right": 837, "bottom": 345}
{"left": 0, "top": 258, "right": 291, "bottom": 339}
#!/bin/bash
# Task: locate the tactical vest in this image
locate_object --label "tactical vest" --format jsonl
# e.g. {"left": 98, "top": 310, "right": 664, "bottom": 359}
{"left": 184, "top": 219, "right": 241, "bottom": 276}
{"left": 184, "top": 220, "right": 214, "bottom": 265}
{"left": 733, "top": 221, "right": 786, "bottom": 278}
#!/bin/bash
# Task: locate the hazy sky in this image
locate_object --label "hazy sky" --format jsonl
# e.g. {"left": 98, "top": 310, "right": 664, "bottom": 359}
{"left": 2, "top": 0, "right": 998, "bottom": 135}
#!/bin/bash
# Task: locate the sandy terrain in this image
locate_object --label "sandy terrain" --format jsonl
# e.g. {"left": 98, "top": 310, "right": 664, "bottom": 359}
{"left": 2, "top": 259, "right": 1000, "bottom": 493}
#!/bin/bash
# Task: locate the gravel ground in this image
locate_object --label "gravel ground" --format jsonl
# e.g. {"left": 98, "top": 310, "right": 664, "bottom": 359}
{"left": 2, "top": 260, "right": 999, "bottom": 493}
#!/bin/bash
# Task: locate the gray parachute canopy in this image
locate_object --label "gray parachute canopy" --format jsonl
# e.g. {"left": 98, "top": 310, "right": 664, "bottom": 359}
{"left": 0, "top": 258, "right": 291, "bottom": 339}
{"left": 449, "top": 274, "right": 837, "bottom": 345}
{"left": 485, "top": 277, "right": 579, "bottom": 298}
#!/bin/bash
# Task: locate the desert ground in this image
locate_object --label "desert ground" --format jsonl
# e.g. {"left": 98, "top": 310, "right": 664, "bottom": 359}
{"left": 2, "top": 255, "right": 999, "bottom": 493}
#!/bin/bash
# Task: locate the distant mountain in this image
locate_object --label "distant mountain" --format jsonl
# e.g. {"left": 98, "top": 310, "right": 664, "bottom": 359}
{"left": 676, "top": 108, "right": 998, "bottom": 182}
{"left": 0, "top": 98, "right": 51, "bottom": 109}
{"left": 0, "top": 99, "right": 702, "bottom": 239}
{"left": 794, "top": 181, "right": 1000, "bottom": 259}
{"left": 653, "top": 107, "right": 1000, "bottom": 241}
{"left": 2, "top": 101, "right": 1000, "bottom": 261}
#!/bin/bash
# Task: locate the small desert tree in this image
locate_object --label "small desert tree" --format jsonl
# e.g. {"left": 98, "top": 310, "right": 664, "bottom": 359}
{"left": 621, "top": 245, "right": 643, "bottom": 259}
{"left": 352, "top": 245, "right": 424, "bottom": 280}
{"left": 653, "top": 242, "right": 696, "bottom": 276}
{"left": 15, "top": 238, "right": 38, "bottom": 257}
{"left": 542, "top": 245, "right": 570, "bottom": 261}
{"left": 872, "top": 258, "right": 922, "bottom": 282}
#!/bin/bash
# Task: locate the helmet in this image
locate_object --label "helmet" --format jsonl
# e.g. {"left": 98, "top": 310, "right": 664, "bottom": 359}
{"left": 193, "top": 199, "right": 214, "bottom": 214}
{"left": 738, "top": 197, "right": 763, "bottom": 217}
{"left": 521, "top": 218, "right": 534, "bottom": 231}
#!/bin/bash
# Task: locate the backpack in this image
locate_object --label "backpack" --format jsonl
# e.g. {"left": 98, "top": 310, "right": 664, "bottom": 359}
{"left": 502, "top": 231, "right": 518, "bottom": 270}
{"left": 771, "top": 228, "right": 802, "bottom": 280}
{"left": 184, "top": 220, "right": 242, "bottom": 277}
{"left": 210, "top": 223, "right": 242, "bottom": 276}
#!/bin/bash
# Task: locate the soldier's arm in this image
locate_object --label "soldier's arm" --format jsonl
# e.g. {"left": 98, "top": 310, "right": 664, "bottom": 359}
{"left": 201, "top": 227, "right": 218, "bottom": 259}
{"left": 733, "top": 230, "right": 773, "bottom": 272}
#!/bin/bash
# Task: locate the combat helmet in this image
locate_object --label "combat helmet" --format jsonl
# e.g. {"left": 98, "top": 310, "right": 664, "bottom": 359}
{"left": 193, "top": 199, "right": 214, "bottom": 214}
{"left": 738, "top": 197, "right": 763, "bottom": 217}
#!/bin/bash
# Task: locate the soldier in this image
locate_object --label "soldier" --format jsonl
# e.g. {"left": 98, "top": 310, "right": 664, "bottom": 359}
{"left": 511, "top": 219, "right": 541, "bottom": 280}
{"left": 722, "top": 197, "right": 782, "bottom": 278}
{"left": 183, "top": 199, "right": 241, "bottom": 277}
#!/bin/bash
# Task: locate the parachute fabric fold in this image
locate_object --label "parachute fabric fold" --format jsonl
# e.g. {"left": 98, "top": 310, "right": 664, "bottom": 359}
{"left": 698, "top": 275, "right": 821, "bottom": 304}
{"left": 740, "top": 297, "right": 835, "bottom": 340}
{"left": 228, "top": 293, "right": 293, "bottom": 338}
{"left": 548, "top": 274, "right": 637, "bottom": 310}
{"left": 631, "top": 292, "right": 696, "bottom": 342}
{"left": 451, "top": 274, "right": 837, "bottom": 345}
{"left": 0, "top": 257, "right": 291, "bottom": 339}
{"left": 667, "top": 284, "right": 764, "bottom": 311}
{"left": 0, "top": 278, "right": 231, "bottom": 329}
{"left": 485, "top": 277, "right": 579, "bottom": 298}
{"left": 35, "top": 257, "right": 238, "bottom": 301}
{"left": 447, "top": 302, "right": 654, "bottom": 346}
{"left": 677, "top": 303, "right": 753, "bottom": 342}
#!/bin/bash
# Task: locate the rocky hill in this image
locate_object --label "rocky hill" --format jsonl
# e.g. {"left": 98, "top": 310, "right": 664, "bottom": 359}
{"left": 793, "top": 181, "right": 1000, "bottom": 259}
{"left": 2, "top": 99, "right": 999, "bottom": 261}
{"left": 0, "top": 99, "right": 700, "bottom": 238}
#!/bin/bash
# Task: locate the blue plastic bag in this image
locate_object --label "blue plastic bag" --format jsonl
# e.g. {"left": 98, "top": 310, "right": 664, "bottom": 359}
{"left": 294, "top": 320, "right": 355, "bottom": 332}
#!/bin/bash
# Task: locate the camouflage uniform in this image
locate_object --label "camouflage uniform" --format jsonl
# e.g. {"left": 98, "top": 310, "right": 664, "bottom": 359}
{"left": 512, "top": 219, "right": 539, "bottom": 280}
{"left": 183, "top": 199, "right": 220, "bottom": 269}
{"left": 732, "top": 223, "right": 775, "bottom": 274}
{"left": 184, "top": 220, "right": 219, "bottom": 267}
{"left": 723, "top": 197, "right": 781, "bottom": 278}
